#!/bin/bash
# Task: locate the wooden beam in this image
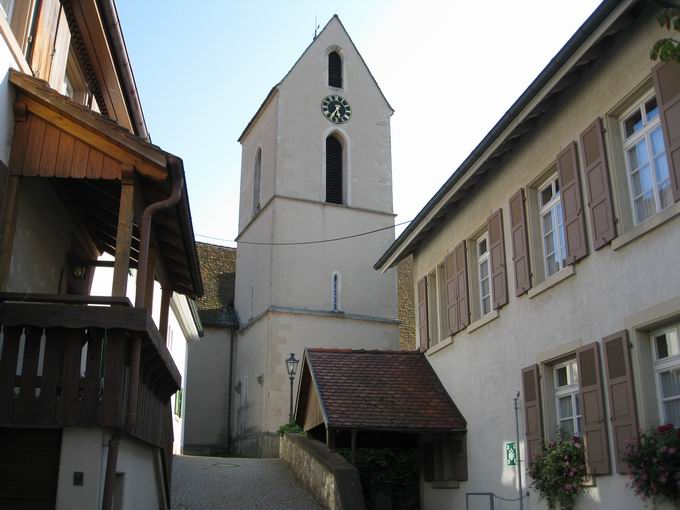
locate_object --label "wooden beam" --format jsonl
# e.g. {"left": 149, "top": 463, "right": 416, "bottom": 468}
{"left": 0, "top": 176, "right": 22, "bottom": 290}
{"left": 159, "top": 287, "right": 172, "bottom": 342}
{"left": 112, "top": 168, "right": 134, "bottom": 297}
{"left": 17, "top": 96, "right": 166, "bottom": 181}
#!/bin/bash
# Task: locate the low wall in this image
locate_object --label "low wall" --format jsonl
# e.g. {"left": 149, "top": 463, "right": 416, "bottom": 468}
{"left": 279, "top": 433, "right": 366, "bottom": 510}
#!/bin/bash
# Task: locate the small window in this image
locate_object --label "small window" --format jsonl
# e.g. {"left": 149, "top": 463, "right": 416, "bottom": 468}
{"left": 426, "top": 264, "right": 448, "bottom": 346}
{"left": 553, "top": 359, "right": 581, "bottom": 437}
{"left": 621, "top": 94, "right": 672, "bottom": 224}
{"left": 253, "top": 148, "right": 262, "bottom": 213}
{"left": 538, "top": 175, "right": 566, "bottom": 278}
{"left": 326, "top": 134, "right": 343, "bottom": 204}
{"left": 174, "top": 388, "right": 183, "bottom": 418}
{"left": 652, "top": 325, "right": 680, "bottom": 426}
{"left": 328, "top": 51, "right": 342, "bottom": 88}
{"left": 331, "top": 272, "right": 341, "bottom": 312}
{"left": 476, "top": 234, "right": 492, "bottom": 317}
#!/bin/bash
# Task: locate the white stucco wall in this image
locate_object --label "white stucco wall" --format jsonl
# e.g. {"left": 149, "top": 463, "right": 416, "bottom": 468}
{"left": 409, "top": 8, "right": 677, "bottom": 510}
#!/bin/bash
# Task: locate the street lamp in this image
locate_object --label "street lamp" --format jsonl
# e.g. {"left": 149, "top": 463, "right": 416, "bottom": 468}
{"left": 286, "top": 353, "right": 299, "bottom": 423}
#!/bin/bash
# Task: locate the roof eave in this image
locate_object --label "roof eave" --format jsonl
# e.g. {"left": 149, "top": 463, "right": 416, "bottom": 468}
{"left": 375, "top": 0, "right": 636, "bottom": 272}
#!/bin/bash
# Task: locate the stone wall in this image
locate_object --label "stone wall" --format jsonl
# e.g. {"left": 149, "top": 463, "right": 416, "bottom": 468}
{"left": 397, "top": 256, "right": 416, "bottom": 351}
{"left": 279, "top": 433, "right": 366, "bottom": 510}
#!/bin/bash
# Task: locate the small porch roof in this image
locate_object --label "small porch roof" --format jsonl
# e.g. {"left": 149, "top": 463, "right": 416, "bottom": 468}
{"left": 295, "top": 348, "right": 466, "bottom": 433}
{"left": 8, "top": 70, "right": 203, "bottom": 298}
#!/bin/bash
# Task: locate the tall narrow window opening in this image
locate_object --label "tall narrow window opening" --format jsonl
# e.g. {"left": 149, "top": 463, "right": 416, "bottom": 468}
{"left": 328, "top": 51, "right": 342, "bottom": 88}
{"left": 326, "top": 135, "right": 343, "bottom": 204}
{"left": 538, "top": 175, "right": 566, "bottom": 278}
{"left": 331, "top": 272, "right": 341, "bottom": 312}
{"left": 253, "top": 148, "right": 262, "bottom": 213}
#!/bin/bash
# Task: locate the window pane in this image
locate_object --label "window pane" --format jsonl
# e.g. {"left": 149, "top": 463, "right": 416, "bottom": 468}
{"left": 560, "top": 419, "right": 575, "bottom": 437}
{"left": 482, "top": 296, "right": 491, "bottom": 315}
{"left": 478, "top": 238, "right": 487, "bottom": 256}
{"left": 556, "top": 366, "right": 568, "bottom": 387}
{"left": 575, "top": 392, "right": 581, "bottom": 415}
{"left": 625, "top": 109, "right": 644, "bottom": 138}
{"left": 656, "top": 333, "right": 670, "bottom": 359}
{"left": 628, "top": 140, "right": 649, "bottom": 170}
{"left": 480, "top": 259, "right": 489, "bottom": 280}
{"left": 540, "top": 186, "right": 553, "bottom": 207}
{"left": 650, "top": 127, "right": 665, "bottom": 157}
{"left": 571, "top": 361, "right": 579, "bottom": 385}
{"left": 660, "top": 368, "right": 680, "bottom": 399}
{"left": 546, "top": 252, "right": 560, "bottom": 277}
{"left": 559, "top": 396, "right": 574, "bottom": 419}
{"left": 481, "top": 276, "right": 489, "bottom": 297}
{"left": 645, "top": 97, "right": 659, "bottom": 122}
{"left": 663, "top": 399, "right": 680, "bottom": 427}
{"left": 634, "top": 192, "right": 656, "bottom": 223}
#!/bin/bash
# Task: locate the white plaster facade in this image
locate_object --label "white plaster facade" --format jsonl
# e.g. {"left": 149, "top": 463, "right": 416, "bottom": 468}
{"left": 380, "top": 3, "right": 680, "bottom": 509}
{"left": 234, "top": 16, "right": 400, "bottom": 457}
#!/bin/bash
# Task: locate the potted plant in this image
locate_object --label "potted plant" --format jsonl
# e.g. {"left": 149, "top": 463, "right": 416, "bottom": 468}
{"left": 623, "top": 424, "right": 680, "bottom": 507}
{"left": 527, "top": 433, "right": 588, "bottom": 509}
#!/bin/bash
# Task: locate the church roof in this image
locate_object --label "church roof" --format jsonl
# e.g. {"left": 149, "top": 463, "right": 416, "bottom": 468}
{"left": 238, "top": 14, "right": 393, "bottom": 142}
{"left": 296, "top": 348, "right": 466, "bottom": 432}
{"left": 194, "top": 242, "right": 237, "bottom": 328}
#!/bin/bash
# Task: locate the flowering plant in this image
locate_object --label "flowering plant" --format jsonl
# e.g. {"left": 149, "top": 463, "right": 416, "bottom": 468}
{"left": 527, "top": 433, "right": 588, "bottom": 509}
{"left": 623, "top": 424, "right": 680, "bottom": 506}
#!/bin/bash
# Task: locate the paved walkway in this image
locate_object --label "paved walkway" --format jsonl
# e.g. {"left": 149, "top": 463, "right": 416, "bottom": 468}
{"left": 171, "top": 455, "right": 323, "bottom": 510}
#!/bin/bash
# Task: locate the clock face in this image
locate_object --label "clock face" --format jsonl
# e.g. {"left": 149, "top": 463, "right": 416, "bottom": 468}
{"left": 321, "top": 95, "right": 351, "bottom": 124}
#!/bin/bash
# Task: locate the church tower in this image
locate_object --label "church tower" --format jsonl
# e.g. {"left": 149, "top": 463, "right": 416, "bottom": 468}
{"left": 233, "top": 15, "right": 399, "bottom": 456}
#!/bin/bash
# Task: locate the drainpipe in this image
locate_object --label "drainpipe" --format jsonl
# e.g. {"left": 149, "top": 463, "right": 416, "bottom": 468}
{"left": 226, "top": 329, "right": 235, "bottom": 451}
{"left": 101, "top": 158, "right": 184, "bottom": 510}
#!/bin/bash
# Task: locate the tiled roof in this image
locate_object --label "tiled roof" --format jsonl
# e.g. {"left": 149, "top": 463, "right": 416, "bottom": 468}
{"left": 305, "top": 349, "right": 466, "bottom": 432}
{"left": 195, "top": 242, "right": 237, "bottom": 328}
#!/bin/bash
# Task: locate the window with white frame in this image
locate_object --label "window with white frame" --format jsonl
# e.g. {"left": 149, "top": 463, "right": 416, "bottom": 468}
{"left": 621, "top": 94, "right": 673, "bottom": 224}
{"left": 476, "top": 234, "right": 492, "bottom": 316}
{"left": 652, "top": 324, "right": 680, "bottom": 426}
{"left": 554, "top": 359, "right": 582, "bottom": 437}
{"left": 538, "top": 175, "right": 567, "bottom": 278}
{"left": 426, "top": 263, "right": 448, "bottom": 346}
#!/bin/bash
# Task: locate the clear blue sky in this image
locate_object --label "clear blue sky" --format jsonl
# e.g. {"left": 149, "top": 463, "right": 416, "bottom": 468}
{"left": 117, "top": 0, "right": 602, "bottom": 246}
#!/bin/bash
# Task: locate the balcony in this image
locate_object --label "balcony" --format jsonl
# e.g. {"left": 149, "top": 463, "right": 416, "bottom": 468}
{"left": 0, "top": 293, "right": 180, "bottom": 488}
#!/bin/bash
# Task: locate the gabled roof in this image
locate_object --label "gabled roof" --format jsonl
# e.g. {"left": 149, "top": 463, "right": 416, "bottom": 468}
{"left": 238, "top": 14, "right": 393, "bottom": 142}
{"left": 375, "top": 0, "right": 639, "bottom": 271}
{"left": 296, "top": 348, "right": 466, "bottom": 432}
{"left": 194, "top": 242, "right": 237, "bottom": 328}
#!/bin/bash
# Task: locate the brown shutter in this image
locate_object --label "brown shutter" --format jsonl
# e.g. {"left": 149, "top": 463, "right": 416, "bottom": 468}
{"left": 603, "top": 330, "right": 639, "bottom": 474}
{"left": 487, "top": 209, "right": 508, "bottom": 309}
{"left": 576, "top": 342, "right": 611, "bottom": 475}
{"left": 580, "top": 119, "right": 617, "bottom": 250}
{"left": 653, "top": 62, "right": 680, "bottom": 202}
{"left": 557, "top": 142, "right": 588, "bottom": 264}
{"left": 417, "top": 277, "right": 429, "bottom": 351}
{"left": 522, "top": 364, "right": 544, "bottom": 466}
{"left": 452, "top": 432, "right": 468, "bottom": 481}
{"left": 454, "top": 241, "right": 469, "bottom": 330}
{"left": 509, "top": 189, "right": 531, "bottom": 296}
{"left": 445, "top": 252, "right": 459, "bottom": 335}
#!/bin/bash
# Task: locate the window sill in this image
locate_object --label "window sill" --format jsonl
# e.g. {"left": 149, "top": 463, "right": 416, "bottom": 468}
{"left": 467, "top": 310, "right": 499, "bottom": 333}
{"left": 611, "top": 200, "right": 680, "bottom": 251}
{"left": 528, "top": 265, "right": 575, "bottom": 299}
{"left": 426, "top": 336, "right": 453, "bottom": 356}
{"left": 430, "top": 480, "right": 460, "bottom": 489}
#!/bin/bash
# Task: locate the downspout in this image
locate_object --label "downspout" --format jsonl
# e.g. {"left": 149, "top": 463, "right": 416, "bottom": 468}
{"left": 96, "top": 0, "right": 149, "bottom": 141}
{"left": 226, "top": 329, "right": 235, "bottom": 451}
{"left": 101, "top": 158, "right": 184, "bottom": 510}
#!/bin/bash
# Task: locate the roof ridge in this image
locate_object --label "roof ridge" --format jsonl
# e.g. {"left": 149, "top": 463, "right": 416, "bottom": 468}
{"left": 307, "top": 348, "right": 421, "bottom": 354}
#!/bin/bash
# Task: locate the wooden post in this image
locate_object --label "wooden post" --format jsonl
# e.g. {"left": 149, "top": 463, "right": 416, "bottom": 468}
{"left": 143, "top": 248, "right": 156, "bottom": 312}
{"left": 326, "top": 427, "right": 336, "bottom": 450}
{"left": 159, "top": 287, "right": 172, "bottom": 342}
{"left": 112, "top": 167, "right": 134, "bottom": 297}
{"left": 351, "top": 428, "right": 358, "bottom": 465}
{"left": 0, "top": 176, "right": 22, "bottom": 290}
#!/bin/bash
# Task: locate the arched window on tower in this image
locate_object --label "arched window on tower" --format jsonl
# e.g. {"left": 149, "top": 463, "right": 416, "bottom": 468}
{"left": 326, "top": 135, "right": 343, "bottom": 204}
{"left": 331, "top": 271, "right": 342, "bottom": 312}
{"left": 253, "top": 148, "right": 261, "bottom": 213}
{"left": 328, "top": 51, "right": 342, "bottom": 88}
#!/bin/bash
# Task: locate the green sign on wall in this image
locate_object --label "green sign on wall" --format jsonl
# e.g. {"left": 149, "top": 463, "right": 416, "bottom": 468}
{"left": 505, "top": 441, "right": 517, "bottom": 466}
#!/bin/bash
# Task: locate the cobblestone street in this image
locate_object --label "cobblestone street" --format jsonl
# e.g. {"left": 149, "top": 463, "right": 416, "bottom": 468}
{"left": 171, "top": 455, "right": 323, "bottom": 510}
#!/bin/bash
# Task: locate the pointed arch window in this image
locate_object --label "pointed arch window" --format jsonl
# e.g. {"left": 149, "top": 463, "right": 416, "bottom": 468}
{"left": 326, "top": 135, "right": 343, "bottom": 204}
{"left": 253, "top": 148, "right": 262, "bottom": 212}
{"left": 328, "top": 51, "right": 342, "bottom": 88}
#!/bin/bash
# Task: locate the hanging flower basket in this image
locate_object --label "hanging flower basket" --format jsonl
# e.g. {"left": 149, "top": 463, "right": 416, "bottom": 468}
{"left": 527, "top": 433, "right": 588, "bottom": 509}
{"left": 623, "top": 424, "right": 680, "bottom": 507}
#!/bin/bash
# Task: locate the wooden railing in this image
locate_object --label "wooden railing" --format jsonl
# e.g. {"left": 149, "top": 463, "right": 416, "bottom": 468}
{"left": 0, "top": 295, "right": 179, "bottom": 492}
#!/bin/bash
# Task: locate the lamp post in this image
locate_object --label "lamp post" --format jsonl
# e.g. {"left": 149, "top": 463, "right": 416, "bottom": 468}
{"left": 286, "top": 353, "right": 299, "bottom": 424}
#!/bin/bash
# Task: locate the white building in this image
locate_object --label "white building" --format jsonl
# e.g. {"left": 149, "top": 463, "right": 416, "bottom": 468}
{"left": 232, "top": 15, "right": 400, "bottom": 457}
